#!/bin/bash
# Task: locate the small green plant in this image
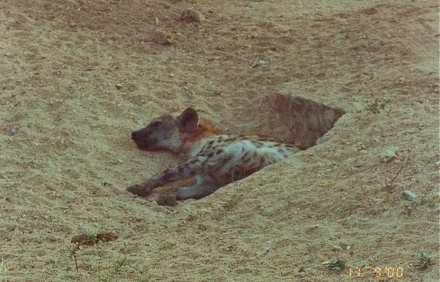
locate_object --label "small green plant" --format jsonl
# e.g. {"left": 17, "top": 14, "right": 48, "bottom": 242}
{"left": 99, "top": 273, "right": 113, "bottom": 282}
{"left": 68, "top": 232, "right": 118, "bottom": 272}
{"left": 402, "top": 193, "right": 439, "bottom": 217}
{"left": 352, "top": 88, "right": 392, "bottom": 116}
{"left": 384, "top": 154, "right": 410, "bottom": 193}
{"left": 403, "top": 203, "right": 417, "bottom": 216}
{"left": 68, "top": 233, "right": 99, "bottom": 272}
{"left": 419, "top": 195, "right": 438, "bottom": 208}
{"left": 0, "top": 258, "right": 7, "bottom": 276}
{"left": 114, "top": 257, "right": 127, "bottom": 272}
{"left": 412, "top": 250, "right": 433, "bottom": 270}
{"left": 323, "top": 258, "right": 346, "bottom": 271}
{"left": 215, "top": 193, "right": 244, "bottom": 210}
{"left": 329, "top": 259, "right": 345, "bottom": 271}
{"left": 365, "top": 98, "right": 391, "bottom": 114}
{"left": 98, "top": 257, "right": 128, "bottom": 282}
{"left": 183, "top": 208, "right": 198, "bottom": 221}
{"left": 69, "top": 245, "right": 80, "bottom": 272}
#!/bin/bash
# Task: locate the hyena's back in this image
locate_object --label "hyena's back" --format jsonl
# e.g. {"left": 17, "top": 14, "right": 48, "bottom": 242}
{"left": 198, "top": 135, "right": 300, "bottom": 185}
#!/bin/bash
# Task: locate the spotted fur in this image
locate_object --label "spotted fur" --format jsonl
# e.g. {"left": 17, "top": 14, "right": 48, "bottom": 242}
{"left": 127, "top": 107, "right": 302, "bottom": 206}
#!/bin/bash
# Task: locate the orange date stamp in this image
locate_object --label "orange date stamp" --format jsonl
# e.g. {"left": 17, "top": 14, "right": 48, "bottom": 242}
{"left": 346, "top": 266, "right": 404, "bottom": 278}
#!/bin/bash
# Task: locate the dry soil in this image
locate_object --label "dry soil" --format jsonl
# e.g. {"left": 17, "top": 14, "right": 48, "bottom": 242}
{"left": 0, "top": 0, "right": 439, "bottom": 281}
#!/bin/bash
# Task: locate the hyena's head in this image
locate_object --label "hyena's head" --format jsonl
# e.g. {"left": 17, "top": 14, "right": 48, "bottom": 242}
{"left": 131, "top": 107, "right": 199, "bottom": 152}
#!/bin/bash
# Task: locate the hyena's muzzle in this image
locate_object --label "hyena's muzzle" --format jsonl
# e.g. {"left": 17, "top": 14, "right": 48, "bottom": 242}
{"left": 131, "top": 128, "right": 158, "bottom": 151}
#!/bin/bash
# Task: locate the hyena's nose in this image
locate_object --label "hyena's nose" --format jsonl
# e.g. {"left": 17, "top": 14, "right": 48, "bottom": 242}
{"left": 131, "top": 130, "right": 152, "bottom": 150}
{"left": 131, "top": 131, "right": 140, "bottom": 142}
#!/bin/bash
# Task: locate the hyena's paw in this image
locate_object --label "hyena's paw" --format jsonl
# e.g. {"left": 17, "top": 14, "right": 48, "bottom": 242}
{"left": 127, "top": 183, "right": 153, "bottom": 197}
{"left": 156, "top": 194, "right": 178, "bottom": 206}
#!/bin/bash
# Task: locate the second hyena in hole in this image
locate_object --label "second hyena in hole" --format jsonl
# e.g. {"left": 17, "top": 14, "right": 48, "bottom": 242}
{"left": 127, "top": 107, "right": 303, "bottom": 206}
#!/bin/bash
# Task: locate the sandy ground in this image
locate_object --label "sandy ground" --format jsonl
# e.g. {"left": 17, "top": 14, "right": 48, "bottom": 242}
{"left": 0, "top": 0, "right": 439, "bottom": 281}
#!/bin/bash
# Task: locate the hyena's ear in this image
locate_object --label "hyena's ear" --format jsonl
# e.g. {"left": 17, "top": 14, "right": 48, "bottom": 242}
{"left": 178, "top": 107, "right": 199, "bottom": 132}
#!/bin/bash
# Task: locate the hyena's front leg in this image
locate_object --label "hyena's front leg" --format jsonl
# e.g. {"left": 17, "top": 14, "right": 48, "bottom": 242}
{"left": 156, "top": 152, "right": 234, "bottom": 206}
{"left": 126, "top": 177, "right": 162, "bottom": 197}
{"left": 127, "top": 157, "right": 206, "bottom": 197}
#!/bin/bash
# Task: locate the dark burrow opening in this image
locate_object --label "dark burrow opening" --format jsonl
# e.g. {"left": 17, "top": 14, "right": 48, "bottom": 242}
{"left": 271, "top": 94, "right": 345, "bottom": 149}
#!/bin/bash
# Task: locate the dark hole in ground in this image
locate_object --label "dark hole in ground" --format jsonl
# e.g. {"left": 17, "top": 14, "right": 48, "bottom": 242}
{"left": 271, "top": 94, "right": 345, "bottom": 149}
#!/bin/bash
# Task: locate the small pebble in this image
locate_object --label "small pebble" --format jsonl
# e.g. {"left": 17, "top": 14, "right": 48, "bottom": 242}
{"left": 363, "top": 8, "right": 378, "bottom": 15}
{"left": 152, "top": 31, "right": 172, "bottom": 45}
{"left": 380, "top": 148, "right": 398, "bottom": 163}
{"left": 403, "top": 190, "right": 418, "bottom": 201}
{"left": 5, "top": 196, "right": 14, "bottom": 203}
{"left": 181, "top": 9, "right": 205, "bottom": 23}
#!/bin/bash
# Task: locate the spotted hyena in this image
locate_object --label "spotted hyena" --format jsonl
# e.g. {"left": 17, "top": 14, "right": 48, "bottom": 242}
{"left": 127, "top": 107, "right": 303, "bottom": 206}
